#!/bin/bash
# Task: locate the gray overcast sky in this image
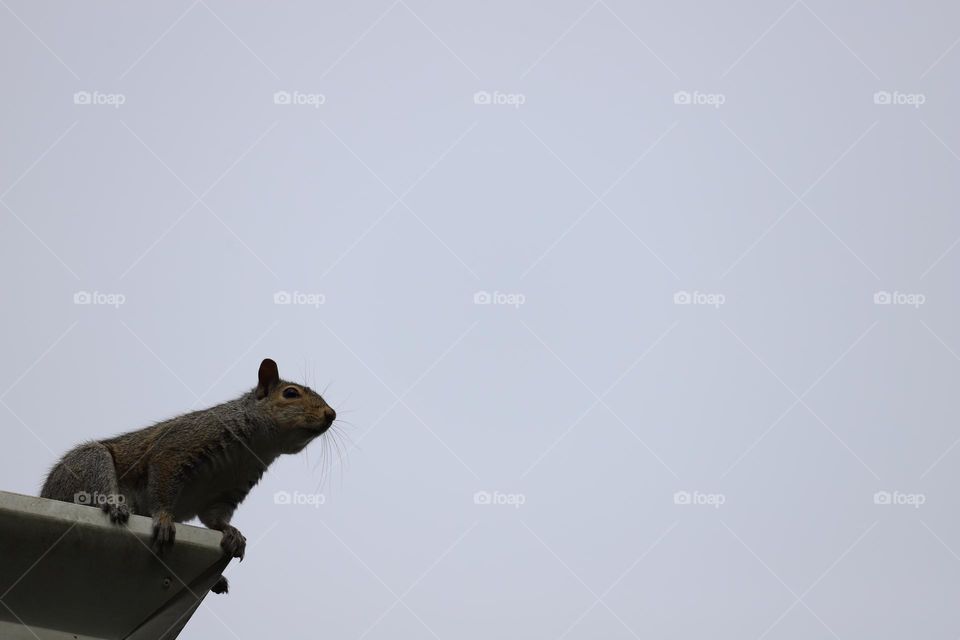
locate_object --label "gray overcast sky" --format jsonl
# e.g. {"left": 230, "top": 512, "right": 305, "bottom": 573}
{"left": 2, "top": 1, "right": 960, "bottom": 638}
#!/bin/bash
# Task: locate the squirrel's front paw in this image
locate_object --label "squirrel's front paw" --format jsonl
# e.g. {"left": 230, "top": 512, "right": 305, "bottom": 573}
{"left": 220, "top": 526, "right": 246, "bottom": 561}
{"left": 152, "top": 513, "right": 176, "bottom": 555}
{"left": 104, "top": 502, "right": 130, "bottom": 524}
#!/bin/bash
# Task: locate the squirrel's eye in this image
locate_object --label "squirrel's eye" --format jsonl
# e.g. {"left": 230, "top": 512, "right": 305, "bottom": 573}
{"left": 282, "top": 387, "right": 301, "bottom": 399}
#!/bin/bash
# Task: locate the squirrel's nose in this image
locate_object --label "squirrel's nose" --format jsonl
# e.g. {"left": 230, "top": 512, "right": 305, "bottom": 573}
{"left": 322, "top": 406, "right": 336, "bottom": 424}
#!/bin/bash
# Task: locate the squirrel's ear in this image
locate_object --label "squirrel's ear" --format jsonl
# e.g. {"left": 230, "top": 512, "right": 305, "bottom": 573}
{"left": 257, "top": 358, "right": 280, "bottom": 398}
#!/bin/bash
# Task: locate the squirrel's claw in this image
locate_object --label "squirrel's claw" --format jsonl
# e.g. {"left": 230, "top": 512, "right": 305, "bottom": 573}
{"left": 220, "top": 526, "right": 247, "bottom": 561}
{"left": 211, "top": 576, "right": 229, "bottom": 595}
{"left": 151, "top": 513, "right": 176, "bottom": 555}
{"left": 106, "top": 503, "right": 130, "bottom": 524}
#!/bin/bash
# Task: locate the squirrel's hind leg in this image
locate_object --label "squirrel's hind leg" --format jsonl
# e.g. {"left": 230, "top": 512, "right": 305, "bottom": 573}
{"left": 40, "top": 442, "right": 130, "bottom": 524}
{"left": 211, "top": 576, "right": 229, "bottom": 595}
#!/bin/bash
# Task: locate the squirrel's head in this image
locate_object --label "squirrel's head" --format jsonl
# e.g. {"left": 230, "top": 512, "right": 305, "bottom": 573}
{"left": 254, "top": 358, "right": 336, "bottom": 453}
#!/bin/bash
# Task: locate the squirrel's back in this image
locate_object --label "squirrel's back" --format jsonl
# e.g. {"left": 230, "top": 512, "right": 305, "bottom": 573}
{"left": 103, "top": 398, "right": 255, "bottom": 482}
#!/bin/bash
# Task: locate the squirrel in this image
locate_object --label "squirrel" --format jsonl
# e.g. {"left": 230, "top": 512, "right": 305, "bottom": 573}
{"left": 40, "top": 358, "right": 336, "bottom": 595}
